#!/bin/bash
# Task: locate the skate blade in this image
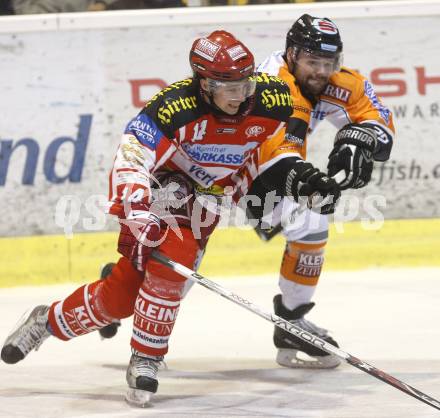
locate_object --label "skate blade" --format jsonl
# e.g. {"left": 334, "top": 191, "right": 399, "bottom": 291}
{"left": 276, "top": 348, "right": 341, "bottom": 369}
{"left": 125, "top": 388, "right": 154, "bottom": 408}
{"left": 2, "top": 306, "right": 46, "bottom": 347}
{"left": 4, "top": 308, "right": 33, "bottom": 342}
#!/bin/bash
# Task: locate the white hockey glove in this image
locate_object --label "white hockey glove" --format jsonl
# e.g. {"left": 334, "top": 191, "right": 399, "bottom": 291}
{"left": 118, "top": 205, "right": 161, "bottom": 272}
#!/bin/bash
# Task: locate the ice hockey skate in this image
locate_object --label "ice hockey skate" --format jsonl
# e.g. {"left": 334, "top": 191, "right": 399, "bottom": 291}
{"left": 125, "top": 350, "right": 162, "bottom": 407}
{"left": 1, "top": 305, "right": 51, "bottom": 364}
{"left": 98, "top": 262, "right": 121, "bottom": 340}
{"left": 273, "top": 295, "right": 341, "bottom": 369}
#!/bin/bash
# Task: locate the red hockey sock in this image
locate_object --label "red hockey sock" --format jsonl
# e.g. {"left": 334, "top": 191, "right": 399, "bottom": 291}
{"left": 130, "top": 226, "right": 199, "bottom": 357}
{"left": 48, "top": 257, "right": 144, "bottom": 340}
{"left": 48, "top": 282, "right": 112, "bottom": 340}
{"left": 131, "top": 283, "right": 181, "bottom": 357}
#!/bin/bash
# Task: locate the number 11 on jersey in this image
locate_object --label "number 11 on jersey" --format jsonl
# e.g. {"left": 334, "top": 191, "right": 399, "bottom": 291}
{"left": 192, "top": 120, "right": 208, "bottom": 141}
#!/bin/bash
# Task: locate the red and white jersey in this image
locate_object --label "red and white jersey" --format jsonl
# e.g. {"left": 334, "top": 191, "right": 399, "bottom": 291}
{"left": 256, "top": 50, "right": 395, "bottom": 168}
{"left": 108, "top": 75, "right": 293, "bottom": 217}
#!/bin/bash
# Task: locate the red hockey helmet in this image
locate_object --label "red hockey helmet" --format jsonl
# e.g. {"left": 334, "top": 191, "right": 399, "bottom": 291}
{"left": 189, "top": 30, "right": 255, "bottom": 81}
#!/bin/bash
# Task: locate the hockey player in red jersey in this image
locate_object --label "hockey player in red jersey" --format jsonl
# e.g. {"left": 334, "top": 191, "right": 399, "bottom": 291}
{"left": 247, "top": 14, "right": 395, "bottom": 369}
{"left": 1, "top": 30, "right": 341, "bottom": 407}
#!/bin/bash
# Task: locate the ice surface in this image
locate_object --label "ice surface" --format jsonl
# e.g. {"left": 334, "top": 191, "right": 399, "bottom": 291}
{"left": 1, "top": 267, "right": 440, "bottom": 418}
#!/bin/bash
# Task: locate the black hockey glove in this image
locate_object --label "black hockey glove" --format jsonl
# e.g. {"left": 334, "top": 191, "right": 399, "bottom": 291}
{"left": 286, "top": 159, "right": 341, "bottom": 215}
{"left": 327, "top": 123, "right": 377, "bottom": 190}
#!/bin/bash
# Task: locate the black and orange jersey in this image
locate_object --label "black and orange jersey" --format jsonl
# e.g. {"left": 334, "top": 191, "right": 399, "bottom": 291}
{"left": 108, "top": 74, "right": 293, "bottom": 216}
{"left": 256, "top": 50, "right": 395, "bottom": 171}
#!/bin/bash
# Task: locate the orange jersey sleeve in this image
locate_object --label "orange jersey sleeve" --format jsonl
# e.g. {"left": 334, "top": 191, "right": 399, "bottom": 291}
{"left": 318, "top": 67, "right": 395, "bottom": 160}
{"left": 257, "top": 51, "right": 314, "bottom": 170}
{"left": 323, "top": 68, "right": 395, "bottom": 130}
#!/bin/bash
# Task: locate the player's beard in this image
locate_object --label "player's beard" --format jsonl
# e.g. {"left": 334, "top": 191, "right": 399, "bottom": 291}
{"left": 303, "top": 75, "right": 328, "bottom": 96}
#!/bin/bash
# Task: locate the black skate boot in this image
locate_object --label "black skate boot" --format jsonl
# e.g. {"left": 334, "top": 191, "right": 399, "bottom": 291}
{"left": 125, "top": 350, "right": 162, "bottom": 407}
{"left": 1, "top": 305, "right": 51, "bottom": 364}
{"left": 273, "top": 294, "right": 340, "bottom": 369}
{"left": 98, "top": 262, "right": 121, "bottom": 339}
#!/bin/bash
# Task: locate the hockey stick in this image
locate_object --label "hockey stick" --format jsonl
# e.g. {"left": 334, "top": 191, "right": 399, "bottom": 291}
{"left": 151, "top": 250, "right": 440, "bottom": 411}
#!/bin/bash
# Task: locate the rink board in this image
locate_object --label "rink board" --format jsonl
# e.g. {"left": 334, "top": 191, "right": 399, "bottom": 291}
{"left": 0, "top": 1, "right": 440, "bottom": 239}
{"left": 1, "top": 268, "right": 440, "bottom": 417}
{"left": 0, "top": 218, "right": 439, "bottom": 287}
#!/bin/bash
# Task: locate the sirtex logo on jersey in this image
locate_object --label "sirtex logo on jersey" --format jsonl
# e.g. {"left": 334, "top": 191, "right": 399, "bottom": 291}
{"left": 252, "top": 73, "right": 285, "bottom": 86}
{"left": 146, "top": 79, "right": 193, "bottom": 106}
{"left": 261, "top": 88, "right": 292, "bottom": 110}
{"left": 157, "top": 95, "right": 198, "bottom": 124}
